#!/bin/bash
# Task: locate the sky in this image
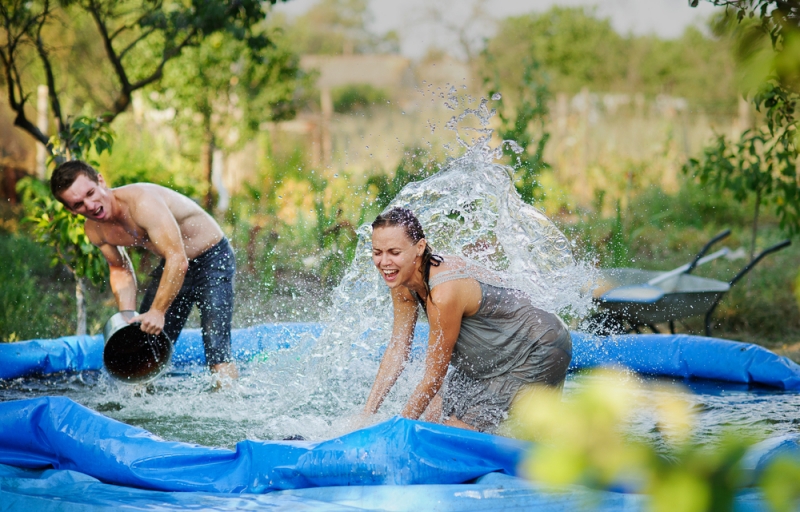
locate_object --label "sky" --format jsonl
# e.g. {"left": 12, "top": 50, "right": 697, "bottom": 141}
{"left": 272, "top": 0, "right": 722, "bottom": 60}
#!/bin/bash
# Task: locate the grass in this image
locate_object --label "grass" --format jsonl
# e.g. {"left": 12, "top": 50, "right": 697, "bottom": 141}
{"left": 0, "top": 230, "right": 117, "bottom": 341}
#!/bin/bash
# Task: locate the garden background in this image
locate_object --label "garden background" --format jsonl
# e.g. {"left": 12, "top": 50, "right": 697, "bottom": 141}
{"left": 1, "top": 0, "right": 798, "bottom": 357}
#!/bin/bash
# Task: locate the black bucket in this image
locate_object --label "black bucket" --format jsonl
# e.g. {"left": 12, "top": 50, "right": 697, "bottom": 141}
{"left": 102, "top": 311, "right": 173, "bottom": 384}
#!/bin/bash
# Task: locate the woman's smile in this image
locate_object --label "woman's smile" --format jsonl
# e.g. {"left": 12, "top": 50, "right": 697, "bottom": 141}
{"left": 371, "top": 225, "right": 423, "bottom": 288}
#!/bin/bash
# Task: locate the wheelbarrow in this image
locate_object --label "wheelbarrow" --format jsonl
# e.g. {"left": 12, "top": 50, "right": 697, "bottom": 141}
{"left": 590, "top": 230, "right": 792, "bottom": 336}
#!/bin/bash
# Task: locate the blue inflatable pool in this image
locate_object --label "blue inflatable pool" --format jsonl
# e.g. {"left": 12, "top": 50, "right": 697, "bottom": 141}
{"left": 2, "top": 324, "right": 800, "bottom": 511}
{"left": 3, "top": 323, "right": 800, "bottom": 389}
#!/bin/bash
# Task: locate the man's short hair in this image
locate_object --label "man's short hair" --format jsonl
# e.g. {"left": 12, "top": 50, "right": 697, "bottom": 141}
{"left": 50, "top": 160, "right": 100, "bottom": 203}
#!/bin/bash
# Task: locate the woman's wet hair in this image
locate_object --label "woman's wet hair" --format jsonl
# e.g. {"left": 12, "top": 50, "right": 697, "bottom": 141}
{"left": 372, "top": 207, "right": 443, "bottom": 295}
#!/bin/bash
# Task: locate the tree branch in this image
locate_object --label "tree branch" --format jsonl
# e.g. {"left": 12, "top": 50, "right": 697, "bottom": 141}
{"left": 109, "top": 7, "right": 155, "bottom": 41}
{"left": 129, "top": 27, "right": 199, "bottom": 91}
{"left": 118, "top": 26, "right": 156, "bottom": 60}
{"left": 87, "top": 0, "right": 132, "bottom": 94}
{"left": 33, "top": 0, "right": 65, "bottom": 135}
{"left": 0, "top": 15, "right": 50, "bottom": 147}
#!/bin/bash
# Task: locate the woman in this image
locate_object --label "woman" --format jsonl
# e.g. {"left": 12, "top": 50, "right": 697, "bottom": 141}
{"left": 362, "top": 207, "right": 572, "bottom": 433}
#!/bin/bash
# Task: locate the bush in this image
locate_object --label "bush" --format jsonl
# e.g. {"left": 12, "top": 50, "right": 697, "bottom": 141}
{"left": 331, "top": 84, "right": 389, "bottom": 113}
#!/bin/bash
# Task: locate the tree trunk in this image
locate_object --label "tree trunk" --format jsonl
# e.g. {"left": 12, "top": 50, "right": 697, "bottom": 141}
{"left": 202, "top": 132, "right": 214, "bottom": 212}
{"left": 75, "top": 276, "right": 87, "bottom": 336}
{"left": 750, "top": 188, "right": 761, "bottom": 261}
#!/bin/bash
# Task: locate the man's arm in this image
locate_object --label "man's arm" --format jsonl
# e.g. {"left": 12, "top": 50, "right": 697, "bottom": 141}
{"left": 98, "top": 243, "right": 137, "bottom": 310}
{"left": 128, "top": 195, "right": 189, "bottom": 335}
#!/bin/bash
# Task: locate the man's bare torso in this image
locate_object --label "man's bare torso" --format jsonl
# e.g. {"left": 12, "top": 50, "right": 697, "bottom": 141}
{"left": 85, "top": 183, "right": 223, "bottom": 260}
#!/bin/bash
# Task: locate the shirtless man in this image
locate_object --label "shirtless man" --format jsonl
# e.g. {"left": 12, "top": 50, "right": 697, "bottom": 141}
{"left": 51, "top": 160, "right": 238, "bottom": 382}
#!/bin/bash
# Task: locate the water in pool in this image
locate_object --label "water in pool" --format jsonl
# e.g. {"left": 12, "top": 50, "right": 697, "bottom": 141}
{"left": 1, "top": 364, "right": 798, "bottom": 451}
{"left": 1, "top": 92, "right": 796, "bottom": 450}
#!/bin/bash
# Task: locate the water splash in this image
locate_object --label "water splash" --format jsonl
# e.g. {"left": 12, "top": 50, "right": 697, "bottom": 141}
{"left": 297, "top": 93, "right": 598, "bottom": 430}
{"left": 0, "top": 94, "right": 600, "bottom": 445}
{"left": 330, "top": 92, "right": 594, "bottom": 322}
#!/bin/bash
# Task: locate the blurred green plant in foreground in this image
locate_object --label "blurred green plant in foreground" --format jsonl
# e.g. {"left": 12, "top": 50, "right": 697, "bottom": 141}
{"left": 508, "top": 369, "right": 800, "bottom": 512}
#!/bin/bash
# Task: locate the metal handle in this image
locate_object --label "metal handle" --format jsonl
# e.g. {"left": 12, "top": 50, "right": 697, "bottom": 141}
{"left": 729, "top": 240, "right": 791, "bottom": 287}
{"left": 705, "top": 239, "right": 791, "bottom": 336}
{"left": 686, "top": 229, "right": 731, "bottom": 274}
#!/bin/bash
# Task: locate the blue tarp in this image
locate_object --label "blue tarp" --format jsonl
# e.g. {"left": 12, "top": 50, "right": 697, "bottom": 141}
{"left": 0, "top": 396, "right": 795, "bottom": 511}
{"left": 569, "top": 332, "right": 800, "bottom": 389}
{"left": 3, "top": 324, "right": 800, "bottom": 390}
{"left": 0, "top": 397, "right": 526, "bottom": 492}
{"left": 3, "top": 326, "right": 800, "bottom": 510}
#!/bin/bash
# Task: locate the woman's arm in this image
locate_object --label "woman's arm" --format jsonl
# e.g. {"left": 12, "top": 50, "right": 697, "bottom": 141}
{"left": 363, "top": 287, "right": 419, "bottom": 415}
{"left": 400, "top": 283, "right": 466, "bottom": 420}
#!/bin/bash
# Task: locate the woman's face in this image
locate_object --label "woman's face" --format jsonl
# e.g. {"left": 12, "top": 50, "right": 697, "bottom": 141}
{"left": 372, "top": 225, "right": 425, "bottom": 288}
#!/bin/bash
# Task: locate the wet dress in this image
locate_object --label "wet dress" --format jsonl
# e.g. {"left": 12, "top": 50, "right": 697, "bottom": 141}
{"left": 414, "top": 257, "right": 572, "bottom": 432}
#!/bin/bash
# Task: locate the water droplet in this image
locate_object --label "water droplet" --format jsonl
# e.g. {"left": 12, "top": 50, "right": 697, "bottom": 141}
{"left": 491, "top": 93, "right": 502, "bottom": 101}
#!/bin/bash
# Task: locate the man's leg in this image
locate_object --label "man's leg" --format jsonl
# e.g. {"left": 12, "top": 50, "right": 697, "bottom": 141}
{"left": 195, "top": 239, "right": 237, "bottom": 384}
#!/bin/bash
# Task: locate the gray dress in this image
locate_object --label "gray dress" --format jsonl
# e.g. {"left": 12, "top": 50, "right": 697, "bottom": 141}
{"left": 417, "top": 259, "right": 572, "bottom": 432}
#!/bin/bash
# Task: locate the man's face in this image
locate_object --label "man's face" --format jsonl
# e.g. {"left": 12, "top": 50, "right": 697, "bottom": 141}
{"left": 59, "top": 174, "right": 112, "bottom": 221}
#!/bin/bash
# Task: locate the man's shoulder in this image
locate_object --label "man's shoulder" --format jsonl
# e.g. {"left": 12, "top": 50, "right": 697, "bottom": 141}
{"left": 113, "top": 182, "right": 166, "bottom": 197}
{"left": 115, "top": 183, "right": 174, "bottom": 209}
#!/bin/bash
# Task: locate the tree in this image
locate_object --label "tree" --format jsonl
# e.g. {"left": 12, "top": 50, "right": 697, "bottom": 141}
{"left": 0, "top": 0, "right": 284, "bottom": 153}
{"left": 480, "top": 6, "right": 737, "bottom": 109}
{"left": 17, "top": 116, "right": 115, "bottom": 335}
{"left": 1, "top": 0, "right": 289, "bottom": 332}
{"left": 150, "top": 27, "right": 310, "bottom": 211}
{"left": 272, "top": 0, "right": 399, "bottom": 55}
{"left": 481, "top": 7, "right": 627, "bottom": 95}
{"left": 685, "top": 1, "right": 800, "bottom": 252}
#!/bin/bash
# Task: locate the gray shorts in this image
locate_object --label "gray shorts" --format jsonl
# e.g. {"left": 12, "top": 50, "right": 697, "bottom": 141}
{"left": 441, "top": 327, "right": 572, "bottom": 433}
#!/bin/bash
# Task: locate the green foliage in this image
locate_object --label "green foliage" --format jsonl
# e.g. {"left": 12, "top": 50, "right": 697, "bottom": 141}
{"left": 482, "top": 6, "right": 737, "bottom": 111}
{"left": 484, "top": 57, "right": 551, "bottom": 204}
{"left": 762, "top": 456, "right": 800, "bottom": 512}
{"left": 47, "top": 116, "right": 116, "bottom": 167}
{"left": 331, "top": 84, "right": 389, "bottom": 113}
{"left": 152, "top": 26, "right": 309, "bottom": 145}
{"left": 568, "top": 174, "right": 800, "bottom": 343}
{"left": 149, "top": 23, "right": 309, "bottom": 209}
{"left": 16, "top": 178, "right": 108, "bottom": 288}
{"left": 364, "top": 148, "right": 438, "bottom": 211}
{"left": 271, "top": 0, "right": 399, "bottom": 55}
{"left": 687, "top": 1, "right": 800, "bottom": 254}
{"left": 310, "top": 177, "right": 359, "bottom": 287}
{"left": 510, "top": 369, "right": 790, "bottom": 512}
{"left": 0, "top": 233, "right": 70, "bottom": 342}
{"left": 703, "top": 1, "right": 800, "bottom": 94}
{"left": 684, "top": 126, "right": 800, "bottom": 243}
{"left": 0, "top": 0, "right": 282, "bottom": 149}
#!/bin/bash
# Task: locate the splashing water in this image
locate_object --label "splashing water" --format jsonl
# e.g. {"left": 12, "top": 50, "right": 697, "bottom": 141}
{"left": 293, "top": 92, "right": 597, "bottom": 432}
{"left": 10, "top": 94, "right": 795, "bottom": 450}
{"left": 0, "top": 94, "right": 600, "bottom": 445}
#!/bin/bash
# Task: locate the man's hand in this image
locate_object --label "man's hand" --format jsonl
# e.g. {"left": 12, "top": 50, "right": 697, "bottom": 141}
{"left": 129, "top": 309, "right": 166, "bottom": 335}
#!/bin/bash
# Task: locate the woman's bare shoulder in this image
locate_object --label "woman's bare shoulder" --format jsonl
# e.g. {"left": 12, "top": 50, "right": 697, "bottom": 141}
{"left": 428, "top": 255, "right": 466, "bottom": 277}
